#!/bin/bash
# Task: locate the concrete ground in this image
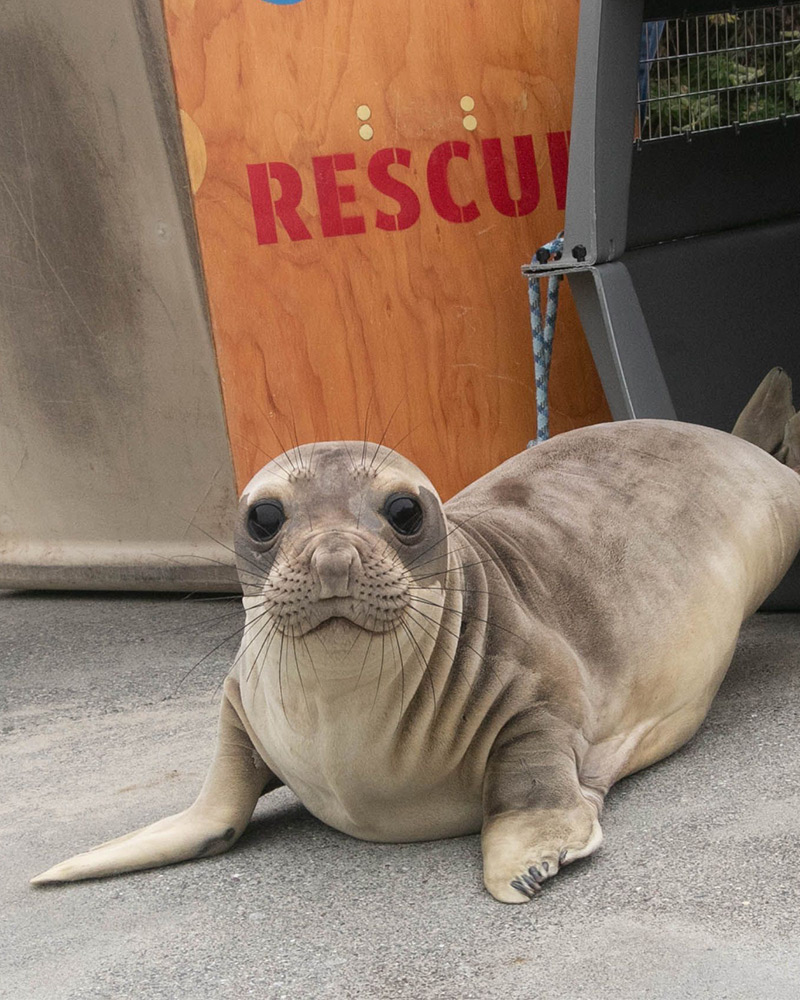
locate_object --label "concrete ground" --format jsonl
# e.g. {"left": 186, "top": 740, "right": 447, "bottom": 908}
{"left": 1, "top": 592, "right": 799, "bottom": 1000}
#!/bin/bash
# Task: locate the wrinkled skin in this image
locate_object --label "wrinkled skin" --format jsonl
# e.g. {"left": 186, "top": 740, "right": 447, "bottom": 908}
{"left": 32, "top": 378, "right": 800, "bottom": 902}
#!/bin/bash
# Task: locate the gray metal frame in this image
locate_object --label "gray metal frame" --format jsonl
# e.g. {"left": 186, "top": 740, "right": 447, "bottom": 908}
{"left": 563, "top": 0, "right": 645, "bottom": 268}
{"left": 525, "top": 0, "right": 800, "bottom": 607}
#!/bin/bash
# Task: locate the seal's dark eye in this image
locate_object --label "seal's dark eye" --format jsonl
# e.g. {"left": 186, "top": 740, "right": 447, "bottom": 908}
{"left": 247, "top": 500, "right": 285, "bottom": 542}
{"left": 384, "top": 494, "right": 423, "bottom": 536}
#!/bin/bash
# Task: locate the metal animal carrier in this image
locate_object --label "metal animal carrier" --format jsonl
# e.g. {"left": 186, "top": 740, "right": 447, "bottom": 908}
{"left": 527, "top": 0, "right": 800, "bottom": 609}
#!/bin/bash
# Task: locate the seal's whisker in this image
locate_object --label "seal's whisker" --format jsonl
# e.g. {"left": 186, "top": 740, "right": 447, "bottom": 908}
{"left": 155, "top": 530, "right": 267, "bottom": 584}
{"left": 183, "top": 525, "right": 270, "bottom": 581}
{"left": 248, "top": 627, "right": 283, "bottom": 713}
{"left": 261, "top": 442, "right": 295, "bottom": 480}
{"left": 240, "top": 612, "right": 281, "bottom": 681}
{"left": 398, "top": 604, "right": 484, "bottom": 700}
{"left": 402, "top": 603, "right": 492, "bottom": 678}
{"left": 422, "top": 538, "right": 485, "bottom": 565}
{"left": 409, "top": 583, "right": 530, "bottom": 614}
{"left": 405, "top": 508, "right": 503, "bottom": 572}
{"left": 345, "top": 610, "right": 371, "bottom": 658}
{"left": 230, "top": 431, "right": 293, "bottom": 481}
{"left": 150, "top": 606, "right": 247, "bottom": 636}
{"left": 179, "top": 594, "right": 242, "bottom": 603}
{"left": 372, "top": 421, "right": 425, "bottom": 477}
{"left": 240, "top": 391, "right": 301, "bottom": 475}
{"left": 208, "top": 608, "right": 278, "bottom": 695}
{"left": 406, "top": 539, "right": 481, "bottom": 566}
{"left": 410, "top": 541, "right": 515, "bottom": 577}
{"left": 409, "top": 594, "right": 526, "bottom": 644}
{"left": 382, "top": 546, "right": 456, "bottom": 585}
{"left": 398, "top": 617, "right": 437, "bottom": 715}
{"left": 302, "top": 498, "right": 315, "bottom": 532}
{"left": 268, "top": 419, "right": 300, "bottom": 474}
{"left": 342, "top": 438, "right": 360, "bottom": 473}
{"left": 376, "top": 536, "right": 407, "bottom": 574}
{"left": 305, "top": 615, "right": 332, "bottom": 658}
{"left": 290, "top": 624, "right": 311, "bottom": 717}
{"left": 285, "top": 399, "right": 306, "bottom": 475}
{"left": 354, "top": 477, "right": 369, "bottom": 531}
{"left": 410, "top": 555, "right": 498, "bottom": 581}
{"left": 413, "top": 604, "right": 505, "bottom": 691}
{"left": 387, "top": 626, "right": 405, "bottom": 722}
{"left": 307, "top": 439, "right": 319, "bottom": 477}
{"left": 169, "top": 557, "right": 259, "bottom": 586}
{"left": 297, "top": 619, "right": 322, "bottom": 686}
{"left": 275, "top": 626, "right": 289, "bottom": 723}
{"left": 401, "top": 604, "right": 453, "bottom": 645}
{"left": 404, "top": 532, "right": 461, "bottom": 573}
{"left": 361, "top": 392, "right": 375, "bottom": 470}
{"left": 408, "top": 583, "right": 512, "bottom": 598}
{"left": 268, "top": 452, "right": 295, "bottom": 481}
{"left": 368, "top": 396, "right": 407, "bottom": 474}
{"left": 172, "top": 615, "right": 261, "bottom": 693}
{"left": 351, "top": 612, "right": 379, "bottom": 695}
{"left": 146, "top": 550, "right": 245, "bottom": 585}
{"left": 370, "top": 629, "right": 387, "bottom": 713}
{"left": 245, "top": 616, "right": 281, "bottom": 686}
{"left": 405, "top": 604, "right": 506, "bottom": 698}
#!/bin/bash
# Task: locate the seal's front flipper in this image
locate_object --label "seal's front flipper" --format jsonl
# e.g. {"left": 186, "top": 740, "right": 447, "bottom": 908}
{"left": 481, "top": 728, "right": 602, "bottom": 903}
{"left": 31, "top": 689, "right": 275, "bottom": 885}
{"left": 731, "top": 367, "right": 795, "bottom": 453}
{"left": 30, "top": 808, "right": 241, "bottom": 884}
{"left": 482, "top": 805, "right": 602, "bottom": 903}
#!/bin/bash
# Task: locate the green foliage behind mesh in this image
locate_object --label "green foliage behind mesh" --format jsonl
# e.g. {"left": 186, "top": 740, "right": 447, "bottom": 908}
{"left": 645, "top": 11, "right": 800, "bottom": 136}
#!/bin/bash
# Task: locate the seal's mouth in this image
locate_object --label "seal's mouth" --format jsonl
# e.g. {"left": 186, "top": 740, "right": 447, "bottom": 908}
{"left": 300, "top": 600, "right": 401, "bottom": 637}
{"left": 300, "top": 614, "right": 401, "bottom": 654}
{"left": 256, "top": 591, "right": 407, "bottom": 639}
{"left": 307, "top": 615, "right": 365, "bottom": 636}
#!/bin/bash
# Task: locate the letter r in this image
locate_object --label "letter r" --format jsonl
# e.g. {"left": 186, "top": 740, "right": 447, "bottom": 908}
{"left": 246, "top": 162, "right": 312, "bottom": 244}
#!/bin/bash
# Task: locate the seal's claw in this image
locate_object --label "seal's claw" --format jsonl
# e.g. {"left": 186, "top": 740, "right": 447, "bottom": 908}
{"left": 509, "top": 878, "right": 538, "bottom": 900}
{"left": 491, "top": 859, "right": 559, "bottom": 903}
{"left": 520, "top": 871, "right": 543, "bottom": 892}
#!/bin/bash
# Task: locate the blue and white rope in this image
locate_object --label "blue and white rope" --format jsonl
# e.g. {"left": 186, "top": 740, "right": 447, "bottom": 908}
{"left": 527, "top": 233, "right": 564, "bottom": 447}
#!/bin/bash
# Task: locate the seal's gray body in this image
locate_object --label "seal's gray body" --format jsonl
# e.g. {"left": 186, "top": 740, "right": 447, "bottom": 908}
{"left": 32, "top": 412, "right": 800, "bottom": 902}
{"left": 449, "top": 420, "right": 799, "bottom": 788}
{"left": 230, "top": 421, "right": 800, "bottom": 848}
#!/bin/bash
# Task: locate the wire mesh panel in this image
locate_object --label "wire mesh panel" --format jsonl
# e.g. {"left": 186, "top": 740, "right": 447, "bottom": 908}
{"left": 639, "top": 4, "right": 800, "bottom": 140}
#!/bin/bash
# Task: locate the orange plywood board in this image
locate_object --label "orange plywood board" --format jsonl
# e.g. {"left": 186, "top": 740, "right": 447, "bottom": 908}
{"left": 163, "top": 0, "right": 610, "bottom": 499}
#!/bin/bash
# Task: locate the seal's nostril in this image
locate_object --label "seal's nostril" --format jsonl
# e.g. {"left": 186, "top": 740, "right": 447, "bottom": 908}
{"left": 310, "top": 544, "right": 361, "bottom": 599}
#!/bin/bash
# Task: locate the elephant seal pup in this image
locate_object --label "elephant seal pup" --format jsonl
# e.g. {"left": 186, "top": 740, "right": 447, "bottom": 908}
{"left": 32, "top": 403, "right": 800, "bottom": 902}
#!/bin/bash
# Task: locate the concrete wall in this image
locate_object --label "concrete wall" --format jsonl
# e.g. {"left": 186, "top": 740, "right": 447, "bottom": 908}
{"left": 0, "top": 0, "right": 239, "bottom": 590}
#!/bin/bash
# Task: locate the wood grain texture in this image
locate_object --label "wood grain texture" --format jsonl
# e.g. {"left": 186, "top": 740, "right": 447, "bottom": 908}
{"left": 163, "top": 0, "right": 610, "bottom": 499}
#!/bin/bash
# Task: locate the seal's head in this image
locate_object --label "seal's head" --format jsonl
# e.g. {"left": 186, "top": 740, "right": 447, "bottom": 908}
{"left": 235, "top": 442, "right": 450, "bottom": 652}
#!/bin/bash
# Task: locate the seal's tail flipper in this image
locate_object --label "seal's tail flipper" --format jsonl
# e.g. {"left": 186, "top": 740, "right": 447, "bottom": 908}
{"left": 732, "top": 367, "right": 797, "bottom": 462}
{"left": 780, "top": 411, "right": 800, "bottom": 470}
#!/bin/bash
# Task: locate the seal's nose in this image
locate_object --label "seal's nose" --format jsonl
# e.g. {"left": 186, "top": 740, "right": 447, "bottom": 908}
{"left": 310, "top": 542, "right": 362, "bottom": 599}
